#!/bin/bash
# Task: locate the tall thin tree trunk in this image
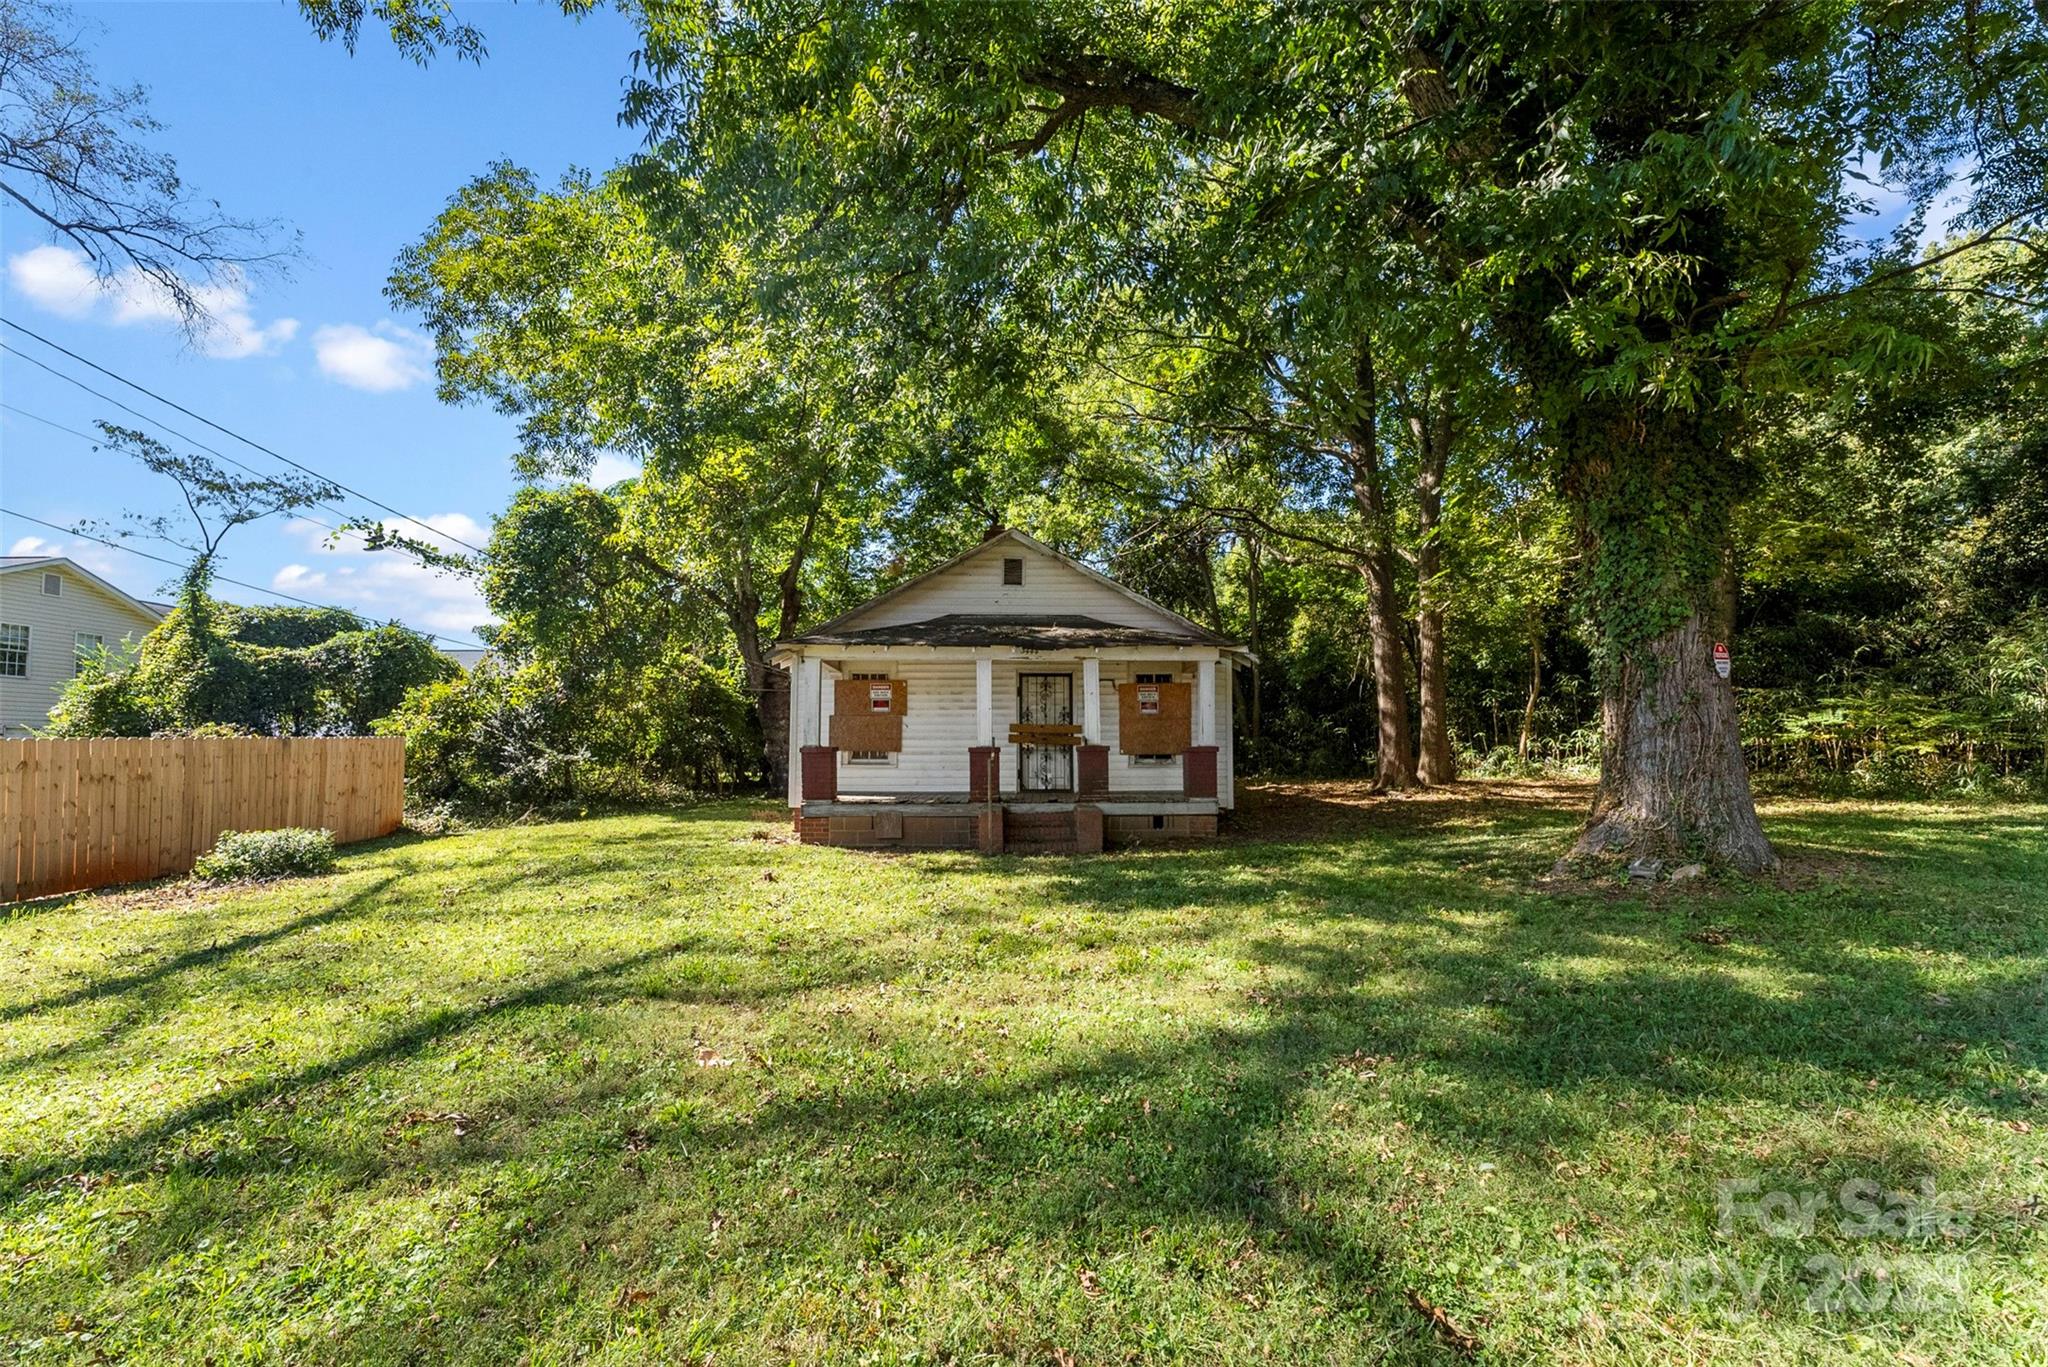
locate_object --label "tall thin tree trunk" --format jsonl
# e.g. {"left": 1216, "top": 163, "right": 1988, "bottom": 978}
{"left": 1246, "top": 535, "right": 1263, "bottom": 760}
{"left": 1346, "top": 345, "right": 1417, "bottom": 790}
{"left": 1412, "top": 397, "right": 1454, "bottom": 785}
{"left": 1518, "top": 634, "right": 1542, "bottom": 761}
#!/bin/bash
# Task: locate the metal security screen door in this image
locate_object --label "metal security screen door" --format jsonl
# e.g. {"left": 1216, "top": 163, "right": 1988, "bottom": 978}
{"left": 1017, "top": 673, "right": 1075, "bottom": 792}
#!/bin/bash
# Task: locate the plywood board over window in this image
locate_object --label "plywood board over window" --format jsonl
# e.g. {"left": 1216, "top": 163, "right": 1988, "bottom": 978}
{"left": 830, "top": 677, "right": 907, "bottom": 752}
{"left": 1115, "top": 680, "right": 1191, "bottom": 755}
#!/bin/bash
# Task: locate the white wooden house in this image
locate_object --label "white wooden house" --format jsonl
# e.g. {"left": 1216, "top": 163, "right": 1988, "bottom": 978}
{"left": 0, "top": 557, "right": 168, "bottom": 737}
{"left": 774, "top": 529, "right": 1253, "bottom": 852}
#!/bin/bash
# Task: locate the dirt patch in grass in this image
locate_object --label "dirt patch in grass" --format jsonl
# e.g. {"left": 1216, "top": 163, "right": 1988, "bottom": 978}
{"left": 1229, "top": 776, "right": 1593, "bottom": 842}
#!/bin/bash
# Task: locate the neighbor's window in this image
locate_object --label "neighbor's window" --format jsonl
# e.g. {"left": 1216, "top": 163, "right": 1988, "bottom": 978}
{"left": 1130, "top": 671, "right": 1176, "bottom": 765}
{"left": 845, "top": 670, "right": 893, "bottom": 764}
{"left": 1002, "top": 557, "right": 1023, "bottom": 585}
{"left": 74, "top": 632, "right": 104, "bottom": 675}
{"left": 41, "top": 572, "right": 61, "bottom": 596}
{"left": 0, "top": 624, "right": 27, "bottom": 677}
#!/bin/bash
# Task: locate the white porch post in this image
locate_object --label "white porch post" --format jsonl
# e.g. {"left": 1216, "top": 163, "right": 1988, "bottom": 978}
{"left": 797, "top": 657, "right": 823, "bottom": 746}
{"left": 1082, "top": 656, "right": 1102, "bottom": 743}
{"left": 1196, "top": 657, "right": 1217, "bottom": 747}
{"left": 975, "top": 656, "right": 994, "bottom": 746}
{"left": 787, "top": 655, "right": 820, "bottom": 806}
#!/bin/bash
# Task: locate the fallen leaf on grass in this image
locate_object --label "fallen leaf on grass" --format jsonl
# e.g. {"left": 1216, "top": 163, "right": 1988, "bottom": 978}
{"left": 390, "top": 1110, "right": 474, "bottom": 1139}
{"left": 1406, "top": 1289, "right": 1479, "bottom": 1355}
{"left": 694, "top": 1047, "right": 733, "bottom": 1068}
{"left": 1078, "top": 1268, "right": 1103, "bottom": 1299}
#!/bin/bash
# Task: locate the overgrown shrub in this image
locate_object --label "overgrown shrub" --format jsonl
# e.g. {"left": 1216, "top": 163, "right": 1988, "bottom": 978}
{"left": 46, "top": 600, "right": 456, "bottom": 738}
{"left": 193, "top": 828, "right": 337, "bottom": 882}
{"left": 378, "top": 652, "right": 753, "bottom": 808}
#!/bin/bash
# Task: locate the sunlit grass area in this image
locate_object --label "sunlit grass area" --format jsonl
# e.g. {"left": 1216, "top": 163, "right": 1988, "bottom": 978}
{"left": 2, "top": 784, "right": 2044, "bottom": 1363}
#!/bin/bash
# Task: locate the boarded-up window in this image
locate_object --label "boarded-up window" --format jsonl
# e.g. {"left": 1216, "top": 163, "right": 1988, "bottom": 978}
{"left": 1115, "top": 677, "right": 1191, "bottom": 756}
{"left": 1129, "top": 672, "right": 1176, "bottom": 763}
{"left": 830, "top": 674, "right": 906, "bottom": 754}
{"left": 1002, "top": 557, "right": 1023, "bottom": 585}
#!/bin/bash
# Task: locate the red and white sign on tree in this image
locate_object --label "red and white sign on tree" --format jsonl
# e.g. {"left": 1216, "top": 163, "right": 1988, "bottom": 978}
{"left": 1712, "top": 642, "right": 1731, "bottom": 679}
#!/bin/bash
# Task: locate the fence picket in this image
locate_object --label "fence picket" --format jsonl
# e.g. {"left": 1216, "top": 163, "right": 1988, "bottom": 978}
{"left": 1, "top": 736, "right": 404, "bottom": 902}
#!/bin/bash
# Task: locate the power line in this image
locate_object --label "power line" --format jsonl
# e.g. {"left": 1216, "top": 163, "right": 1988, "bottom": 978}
{"left": 0, "top": 505, "right": 490, "bottom": 652}
{"left": 0, "top": 346, "right": 361, "bottom": 537}
{"left": 0, "top": 316, "right": 489, "bottom": 554}
{"left": 1, "top": 401, "right": 100, "bottom": 443}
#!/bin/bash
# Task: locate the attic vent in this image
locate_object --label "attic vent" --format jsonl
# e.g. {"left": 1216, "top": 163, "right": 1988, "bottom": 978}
{"left": 1002, "top": 557, "right": 1023, "bottom": 585}
{"left": 42, "top": 573, "right": 61, "bottom": 597}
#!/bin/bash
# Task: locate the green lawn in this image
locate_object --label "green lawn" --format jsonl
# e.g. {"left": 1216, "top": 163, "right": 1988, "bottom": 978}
{"left": 2, "top": 784, "right": 2044, "bottom": 1364}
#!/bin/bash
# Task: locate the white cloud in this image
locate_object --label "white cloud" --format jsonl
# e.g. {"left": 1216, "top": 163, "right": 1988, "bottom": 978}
{"left": 311, "top": 321, "right": 432, "bottom": 392}
{"left": 589, "top": 452, "right": 643, "bottom": 487}
{"left": 274, "top": 514, "right": 493, "bottom": 638}
{"left": 4, "top": 533, "right": 157, "bottom": 591}
{"left": 8, "top": 245, "right": 100, "bottom": 316}
{"left": 4, "top": 245, "right": 298, "bottom": 358}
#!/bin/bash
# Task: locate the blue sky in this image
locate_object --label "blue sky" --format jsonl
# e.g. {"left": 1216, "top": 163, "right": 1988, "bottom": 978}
{"left": 1, "top": 1, "right": 650, "bottom": 643}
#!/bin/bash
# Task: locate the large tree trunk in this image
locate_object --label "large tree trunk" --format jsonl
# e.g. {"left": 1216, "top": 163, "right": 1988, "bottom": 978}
{"left": 1566, "top": 403, "right": 1775, "bottom": 872}
{"left": 1576, "top": 605, "right": 1773, "bottom": 871}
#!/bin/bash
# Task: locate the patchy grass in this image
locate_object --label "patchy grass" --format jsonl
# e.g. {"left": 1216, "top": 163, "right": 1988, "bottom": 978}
{"left": 1, "top": 783, "right": 2043, "bottom": 1364}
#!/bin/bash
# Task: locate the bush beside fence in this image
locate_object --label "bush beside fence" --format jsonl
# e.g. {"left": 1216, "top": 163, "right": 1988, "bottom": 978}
{"left": 0, "top": 736, "right": 403, "bottom": 902}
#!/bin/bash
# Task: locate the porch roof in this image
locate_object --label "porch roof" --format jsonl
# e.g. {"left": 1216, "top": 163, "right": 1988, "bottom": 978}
{"left": 784, "top": 613, "right": 1238, "bottom": 652}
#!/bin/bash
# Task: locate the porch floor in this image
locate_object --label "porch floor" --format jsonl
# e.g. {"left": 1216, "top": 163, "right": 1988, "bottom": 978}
{"left": 803, "top": 791, "right": 1219, "bottom": 817}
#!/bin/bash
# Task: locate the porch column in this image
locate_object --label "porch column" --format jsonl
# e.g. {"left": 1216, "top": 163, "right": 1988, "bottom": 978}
{"left": 1082, "top": 657, "right": 1102, "bottom": 742}
{"left": 969, "top": 656, "right": 999, "bottom": 800}
{"left": 1078, "top": 656, "right": 1108, "bottom": 797}
{"left": 797, "top": 656, "right": 836, "bottom": 803}
{"left": 1184, "top": 656, "right": 1219, "bottom": 799}
{"left": 975, "top": 657, "right": 994, "bottom": 746}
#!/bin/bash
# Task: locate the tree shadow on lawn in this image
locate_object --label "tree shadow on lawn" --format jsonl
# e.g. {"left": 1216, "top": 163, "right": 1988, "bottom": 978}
{"left": 8, "top": 797, "right": 2044, "bottom": 1360}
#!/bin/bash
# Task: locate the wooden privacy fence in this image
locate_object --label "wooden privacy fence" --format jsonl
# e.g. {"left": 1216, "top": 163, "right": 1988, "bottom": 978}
{"left": 1, "top": 736, "right": 404, "bottom": 903}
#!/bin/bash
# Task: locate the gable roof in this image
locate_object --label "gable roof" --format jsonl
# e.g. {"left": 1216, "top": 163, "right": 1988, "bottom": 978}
{"left": 792, "top": 613, "right": 1231, "bottom": 650}
{"left": 782, "top": 529, "right": 1246, "bottom": 656}
{"left": 0, "top": 556, "right": 170, "bottom": 624}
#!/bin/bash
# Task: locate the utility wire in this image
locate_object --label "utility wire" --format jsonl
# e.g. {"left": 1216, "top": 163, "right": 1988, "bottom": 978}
{"left": 0, "top": 505, "right": 491, "bottom": 652}
{"left": 0, "top": 316, "right": 488, "bottom": 554}
{"left": 0, "top": 347, "right": 361, "bottom": 537}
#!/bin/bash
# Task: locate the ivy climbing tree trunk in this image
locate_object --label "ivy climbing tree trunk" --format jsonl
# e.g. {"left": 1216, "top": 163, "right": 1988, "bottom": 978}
{"left": 1566, "top": 401, "right": 1775, "bottom": 872}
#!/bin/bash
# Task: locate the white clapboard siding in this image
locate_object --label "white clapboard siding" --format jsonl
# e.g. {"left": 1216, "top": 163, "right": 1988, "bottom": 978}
{"left": 811, "top": 657, "right": 1234, "bottom": 805}
{"left": 0, "top": 565, "right": 162, "bottom": 736}
{"left": 827, "top": 659, "right": 980, "bottom": 794}
{"left": 852, "top": 538, "right": 1194, "bottom": 635}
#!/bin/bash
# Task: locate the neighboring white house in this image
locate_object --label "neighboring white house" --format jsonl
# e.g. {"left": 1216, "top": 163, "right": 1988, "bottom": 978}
{"left": 0, "top": 557, "right": 168, "bottom": 736}
{"left": 772, "top": 528, "right": 1253, "bottom": 853}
